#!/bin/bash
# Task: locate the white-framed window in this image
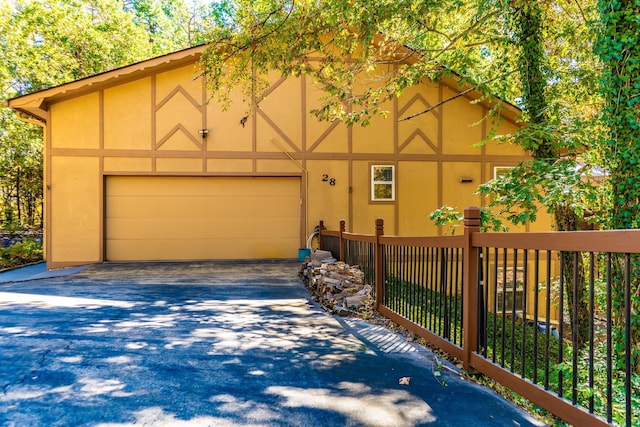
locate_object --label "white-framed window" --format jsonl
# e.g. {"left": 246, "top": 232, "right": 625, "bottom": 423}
{"left": 371, "top": 165, "right": 395, "bottom": 201}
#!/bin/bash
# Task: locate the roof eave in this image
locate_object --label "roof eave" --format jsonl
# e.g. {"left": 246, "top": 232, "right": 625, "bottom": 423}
{"left": 377, "top": 36, "right": 522, "bottom": 123}
{"left": 6, "top": 44, "right": 207, "bottom": 122}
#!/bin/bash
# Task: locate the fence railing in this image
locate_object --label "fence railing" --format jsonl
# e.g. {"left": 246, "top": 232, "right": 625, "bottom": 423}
{"left": 318, "top": 208, "right": 639, "bottom": 427}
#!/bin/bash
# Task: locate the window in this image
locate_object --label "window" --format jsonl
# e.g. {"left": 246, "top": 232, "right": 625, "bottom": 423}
{"left": 371, "top": 165, "right": 395, "bottom": 201}
{"left": 493, "top": 166, "right": 514, "bottom": 180}
{"left": 495, "top": 266, "right": 524, "bottom": 312}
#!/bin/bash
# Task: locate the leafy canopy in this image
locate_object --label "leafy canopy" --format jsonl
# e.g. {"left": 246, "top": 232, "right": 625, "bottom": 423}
{"left": 200, "top": 0, "right": 514, "bottom": 125}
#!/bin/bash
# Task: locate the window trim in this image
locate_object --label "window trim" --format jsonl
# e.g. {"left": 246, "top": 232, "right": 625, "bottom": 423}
{"left": 370, "top": 164, "right": 396, "bottom": 202}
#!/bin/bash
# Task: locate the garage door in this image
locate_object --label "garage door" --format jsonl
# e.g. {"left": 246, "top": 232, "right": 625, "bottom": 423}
{"left": 106, "top": 176, "right": 301, "bottom": 261}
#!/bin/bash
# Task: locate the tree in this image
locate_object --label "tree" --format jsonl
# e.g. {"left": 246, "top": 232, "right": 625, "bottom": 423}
{"left": 0, "top": 0, "right": 153, "bottom": 228}
{"left": 595, "top": 0, "right": 640, "bottom": 370}
{"left": 0, "top": 0, "right": 154, "bottom": 94}
{"left": 199, "top": 0, "right": 513, "bottom": 125}
{"left": 0, "top": 109, "right": 42, "bottom": 228}
{"left": 479, "top": 0, "right": 601, "bottom": 347}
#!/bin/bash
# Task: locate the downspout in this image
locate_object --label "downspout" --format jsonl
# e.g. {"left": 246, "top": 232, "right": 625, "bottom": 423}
{"left": 270, "top": 138, "right": 309, "bottom": 245}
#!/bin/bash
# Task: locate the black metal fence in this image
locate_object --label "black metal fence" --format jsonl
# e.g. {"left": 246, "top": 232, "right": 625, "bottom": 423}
{"left": 344, "top": 238, "right": 375, "bottom": 292}
{"left": 382, "top": 244, "right": 464, "bottom": 348}
{"left": 319, "top": 209, "right": 639, "bottom": 427}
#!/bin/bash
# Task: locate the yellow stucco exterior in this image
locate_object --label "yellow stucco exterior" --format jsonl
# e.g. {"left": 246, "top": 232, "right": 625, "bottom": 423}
{"left": 8, "top": 45, "right": 553, "bottom": 269}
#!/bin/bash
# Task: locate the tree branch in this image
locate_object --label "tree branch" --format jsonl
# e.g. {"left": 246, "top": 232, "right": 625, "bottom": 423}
{"left": 398, "top": 71, "right": 516, "bottom": 122}
{"left": 398, "top": 86, "right": 476, "bottom": 122}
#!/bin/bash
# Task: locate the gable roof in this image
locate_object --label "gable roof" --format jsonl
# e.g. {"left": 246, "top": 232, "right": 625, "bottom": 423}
{"left": 7, "top": 43, "right": 520, "bottom": 123}
{"left": 7, "top": 45, "right": 207, "bottom": 121}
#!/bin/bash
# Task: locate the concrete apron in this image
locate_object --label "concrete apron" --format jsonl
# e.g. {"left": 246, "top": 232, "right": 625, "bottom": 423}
{"left": 0, "top": 261, "right": 544, "bottom": 427}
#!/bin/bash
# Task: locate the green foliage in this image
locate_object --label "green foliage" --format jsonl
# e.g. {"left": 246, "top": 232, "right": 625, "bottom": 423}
{"left": 595, "top": 0, "right": 640, "bottom": 370}
{"left": 123, "top": 0, "right": 224, "bottom": 52}
{"left": 0, "top": 0, "right": 217, "bottom": 230}
{"left": 429, "top": 207, "right": 464, "bottom": 234}
{"left": 200, "top": 0, "right": 515, "bottom": 125}
{"left": 478, "top": 159, "right": 603, "bottom": 229}
{"left": 429, "top": 205, "right": 507, "bottom": 233}
{"left": 0, "top": 239, "right": 43, "bottom": 269}
{"left": 0, "top": 109, "right": 43, "bottom": 228}
{"left": 595, "top": 0, "right": 640, "bottom": 231}
{"left": 0, "top": 0, "right": 154, "bottom": 94}
{"left": 429, "top": 158, "right": 605, "bottom": 233}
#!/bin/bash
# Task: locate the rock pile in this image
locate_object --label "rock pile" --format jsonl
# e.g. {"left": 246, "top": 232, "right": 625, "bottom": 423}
{"left": 300, "top": 249, "right": 373, "bottom": 316}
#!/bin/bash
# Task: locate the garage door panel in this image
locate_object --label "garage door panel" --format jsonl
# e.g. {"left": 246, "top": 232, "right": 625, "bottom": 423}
{"left": 109, "top": 176, "right": 299, "bottom": 197}
{"left": 108, "top": 196, "right": 299, "bottom": 220}
{"left": 106, "top": 176, "right": 301, "bottom": 261}
{"left": 107, "top": 237, "right": 297, "bottom": 260}
{"left": 107, "top": 216, "right": 300, "bottom": 240}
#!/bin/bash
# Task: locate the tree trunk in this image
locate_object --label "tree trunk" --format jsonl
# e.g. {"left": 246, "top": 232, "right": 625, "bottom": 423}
{"left": 512, "top": 1, "right": 591, "bottom": 348}
{"left": 597, "top": 0, "right": 640, "bottom": 371}
{"left": 554, "top": 205, "right": 589, "bottom": 348}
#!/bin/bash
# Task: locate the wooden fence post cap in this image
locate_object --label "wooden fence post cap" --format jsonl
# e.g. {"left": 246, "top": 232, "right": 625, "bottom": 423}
{"left": 375, "top": 218, "right": 384, "bottom": 235}
{"left": 464, "top": 207, "right": 481, "bottom": 228}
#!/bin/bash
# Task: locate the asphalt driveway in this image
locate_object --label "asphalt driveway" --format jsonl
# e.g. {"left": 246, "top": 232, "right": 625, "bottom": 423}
{"left": 0, "top": 261, "right": 544, "bottom": 426}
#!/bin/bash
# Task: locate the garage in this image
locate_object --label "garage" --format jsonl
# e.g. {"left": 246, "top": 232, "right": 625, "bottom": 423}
{"left": 105, "top": 176, "right": 301, "bottom": 261}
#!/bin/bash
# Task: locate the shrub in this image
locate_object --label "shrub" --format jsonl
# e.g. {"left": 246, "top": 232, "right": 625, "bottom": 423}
{"left": 0, "top": 239, "right": 43, "bottom": 269}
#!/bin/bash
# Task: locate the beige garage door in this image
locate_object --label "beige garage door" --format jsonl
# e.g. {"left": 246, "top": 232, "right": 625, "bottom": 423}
{"left": 106, "top": 176, "right": 301, "bottom": 261}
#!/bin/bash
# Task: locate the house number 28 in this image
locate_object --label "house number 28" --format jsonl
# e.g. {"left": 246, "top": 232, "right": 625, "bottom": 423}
{"left": 322, "top": 174, "right": 336, "bottom": 186}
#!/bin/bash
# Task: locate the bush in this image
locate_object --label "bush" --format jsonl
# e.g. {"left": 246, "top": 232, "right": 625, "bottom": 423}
{"left": 0, "top": 239, "right": 43, "bottom": 269}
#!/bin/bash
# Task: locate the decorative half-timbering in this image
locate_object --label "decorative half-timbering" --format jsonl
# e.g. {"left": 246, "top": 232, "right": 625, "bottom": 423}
{"left": 8, "top": 45, "right": 551, "bottom": 269}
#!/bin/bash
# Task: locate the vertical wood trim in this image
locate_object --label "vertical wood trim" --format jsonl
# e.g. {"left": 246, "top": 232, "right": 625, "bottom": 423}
{"left": 101, "top": 176, "right": 107, "bottom": 262}
{"left": 151, "top": 74, "right": 157, "bottom": 173}
{"left": 252, "top": 63, "right": 257, "bottom": 173}
{"left": 438, "top": 83, "right": 444, "bottom": 154}
{"left": 98, "top": 91, "right": 105, "bottom": 261}
{"left": 45, "top": 114, "right": 52, "bottom": 265}
{"left": 252, "top": 107, "right": 257, "bottom": 173}
{"left": 348, "top": 158, "right": 353, "bottom": 233}
{"left": 301, "top": 75, "right": 307, "bottom": 152}
{"left": 393, "top": 93, "right": 399, "bottom": 235}
{"left": 437, "top": 83, "right": 444, "bottom": 236}
{"left": 201, "top": 74, "right": 207, "bottom": 172}
{"left": 480, "top": 106, "right": 488, "bottom": 188}
{"left": 300, "top": 173, "right": 306, "bottom": 248}
{"left": 99, "top": 91, "right": 104, "bottom": 151}
{"left": 347, "top": 103, "right": 353, "bottom": 231}
{"left": 301, "top": 75, "right": 308, "bottom": 240}
{"left": 347, "top": 104, "right": 353, "bottom": 155}
{"left": 481, "top": 106, "right": 487, "bottom": 209}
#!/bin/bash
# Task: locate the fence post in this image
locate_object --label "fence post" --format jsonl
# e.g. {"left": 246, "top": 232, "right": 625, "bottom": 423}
{"left": 318, "top": 220, "right": 325, "bottom": 250}
{"left": 374, "top": 218, "right": 384, "bottom": 311}
{"left": 463, "top": 207, "right": 481, "bottom": 371}
{"left": 339, "top": 219, "right": 346, "bottom": 262}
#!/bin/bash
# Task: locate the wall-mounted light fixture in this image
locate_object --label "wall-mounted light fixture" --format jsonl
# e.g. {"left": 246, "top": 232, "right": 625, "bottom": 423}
{"left": 459, "top": 177, "right": 473, "bottom": 184}
{"left": 198, "top": 129, "right": 209, "bottom": 138}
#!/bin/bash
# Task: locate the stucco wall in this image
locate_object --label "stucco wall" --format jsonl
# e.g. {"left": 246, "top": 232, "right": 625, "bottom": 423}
{"left": 44, "top": 59, "right": 546, "bottom": 268}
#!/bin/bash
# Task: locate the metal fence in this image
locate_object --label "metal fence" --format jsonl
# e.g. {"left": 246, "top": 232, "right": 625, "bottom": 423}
{"left": 319, "top": 208, "right": 639, "bottom": 427}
